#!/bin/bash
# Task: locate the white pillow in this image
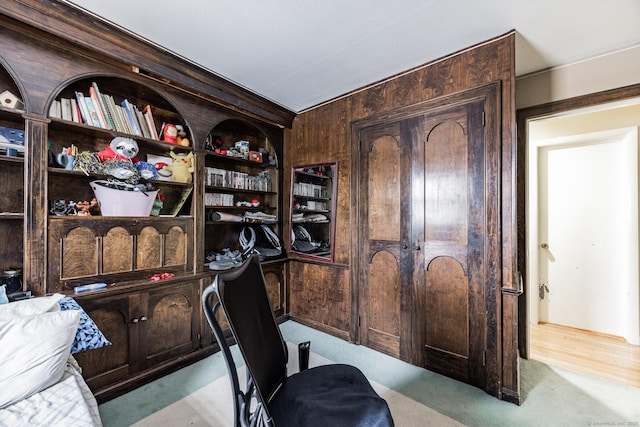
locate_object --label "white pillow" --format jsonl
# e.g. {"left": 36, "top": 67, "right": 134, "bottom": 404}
{"left": 0, "top": 293, "right": 64, "bottom": 319}
{"left": 0, "top": 310, "right": 80, "bottom": 409}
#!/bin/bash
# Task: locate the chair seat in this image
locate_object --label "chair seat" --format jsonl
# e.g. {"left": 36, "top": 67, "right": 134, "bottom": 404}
{"left": 268, "top": 364, "right": 394, "bottom": 427}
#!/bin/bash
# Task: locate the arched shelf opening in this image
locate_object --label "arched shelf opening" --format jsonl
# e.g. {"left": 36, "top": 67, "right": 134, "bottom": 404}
{"left": 202, "top": 118, "right": 282, "bottom": 265}
{"left": 48, "top": 75, "right": 192, "bottom": 147}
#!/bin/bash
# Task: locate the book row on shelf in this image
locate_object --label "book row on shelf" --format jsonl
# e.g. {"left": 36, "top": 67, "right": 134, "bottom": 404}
{"left": 49, "top": 81, "right": 161, "bottom": 140}
{"left": 205, "top": 167, "right": 273, "bottom": 192}
{"left": 205, "top": 192, "right": 235, "bottom": 207}
{"left": 293, "top": 182, "right": 328, "bottom": 198}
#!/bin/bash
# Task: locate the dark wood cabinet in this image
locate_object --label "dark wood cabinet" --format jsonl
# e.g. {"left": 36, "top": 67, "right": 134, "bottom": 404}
{"left": 202, "top": 119, "right": 283, "bottom": 265}
{"left": 47, "top": 217, "right": 194, "bottom": 293}
{"left": 0, "top": 1, "right": 292, "bottom": 403}
{"left": 136, "top": 282, "right": 201, "bottom": 368}
{"left": 73, "top": 281, "right": 200, "bottom": 400}
{"left": 72, "top": 292, "right": 132, "bottom": 393}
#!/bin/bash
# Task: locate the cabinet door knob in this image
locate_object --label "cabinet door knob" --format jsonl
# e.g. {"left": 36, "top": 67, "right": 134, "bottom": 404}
{"left": 140, "top": 316, "right": 148, "bottom": 322}
{"left": 131, "top": 318, "right": 139, "bottom": 323}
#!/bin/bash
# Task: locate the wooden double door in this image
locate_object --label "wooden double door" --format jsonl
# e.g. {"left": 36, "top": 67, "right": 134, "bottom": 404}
{"left": 355, "top": 85, "right": 500, "bottom": 389}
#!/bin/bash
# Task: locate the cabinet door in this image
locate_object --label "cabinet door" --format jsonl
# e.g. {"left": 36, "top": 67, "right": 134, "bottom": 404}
{"left": 411, "top": 97, "right": 489, "bottom": 388}
{"left": 139, "top": 282, "right": 200, "bottom": 368}
{"left": 73, "top": 293, "right": 138, "bottom": 391}
{"left": 357, "top": 121, "right": 411, "bottom": 360}
{"left": 357, "top": 85, "right": 499, "bottom": 391}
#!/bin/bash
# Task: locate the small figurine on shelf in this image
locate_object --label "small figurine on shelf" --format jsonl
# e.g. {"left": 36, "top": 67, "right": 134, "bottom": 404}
{"left": 205, "top": 134, "right": 224, "bottom": 151}
{"left": 175, "top": 125, "right": 190, "bottom": 147}
{"left": 75, "top": 198, "right": 98, "bottom": 216}
{"left": 162, "top": 124, "right": 178, "bottom": 143}
{"left": 50, "top": 199, "right": 72, "bottom": 216}
{"left": 259, "top": 147, "right": 277, "bottom": 166}
{"left": 97, "top": 137, "right": 140, "bottom": 162}
{"left": 166, "top": 151, "right": 194, "bottom": 183}
{"left": 150, "top": 194, "right": 164, "bottom": 216}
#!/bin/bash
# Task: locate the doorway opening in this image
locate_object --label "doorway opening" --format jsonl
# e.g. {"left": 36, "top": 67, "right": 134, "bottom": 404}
{"left": 521, "top": 96, "right": 640, "bottom": 388}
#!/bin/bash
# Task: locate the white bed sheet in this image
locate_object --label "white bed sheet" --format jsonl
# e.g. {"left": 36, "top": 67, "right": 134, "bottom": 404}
{"left": 0, "top": 359, "right": 102, "bottom": 427}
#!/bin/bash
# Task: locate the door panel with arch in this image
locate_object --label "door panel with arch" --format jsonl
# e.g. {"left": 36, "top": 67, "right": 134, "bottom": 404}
{"left": 410, "top": 98, "right": 490, "bottom": 387}
{"left": 357, "top": 85, "right": 500, "bottom": 389}
{"left": 357, "top": 121, "right": 412, "bottom": 361}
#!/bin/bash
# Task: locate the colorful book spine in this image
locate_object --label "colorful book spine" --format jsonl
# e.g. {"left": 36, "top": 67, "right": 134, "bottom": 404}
{"left": 134, "top": 106, "right": 151, "bottom": 139}
{"left": 83, "top": 96, "right": 102, "bottom": 128}
{"left": 121, "top": 99, "right": 141, "bottom": 136}
{"left": 70, "top": 98, "right": 81, "bottom": 123}
{"left": 60, "top": 98, "right": 72, "bottom": 121}
{"left": 143, "top": 105, "right": 159, "bottom": 140}
{"left": 74, "top": 91, "right": 90, "bottom": 125}
{"left": 91, "top": 82, "right": 114, "bottom": 130}
{"left": 48, "top": 99, "right": 61, "bottom": 119}
{"left": 100, "top": 94, "right": 118, "bottom": 131}
{"left": 115, "top": 105, "right": 133, "bottom": 134}
{"left": 103, "top": 94, "right": 120, "bottom": 131}
{"left": 88, "top": 85, "right": 108, "bottom": 129}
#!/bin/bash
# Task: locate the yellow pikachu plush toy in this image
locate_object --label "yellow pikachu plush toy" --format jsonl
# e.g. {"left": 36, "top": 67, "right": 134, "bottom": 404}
{"left": 166, "top": 151, "right": 194, "bottom": 183}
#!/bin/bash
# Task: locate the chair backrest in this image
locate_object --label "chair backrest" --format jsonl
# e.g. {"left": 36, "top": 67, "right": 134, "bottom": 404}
{"left": 202, "top": 254, "right": 288, "bottom": 421}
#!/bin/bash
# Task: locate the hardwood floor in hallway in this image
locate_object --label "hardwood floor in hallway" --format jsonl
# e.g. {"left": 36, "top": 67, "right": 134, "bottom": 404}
{"left": 529, "top": 322, "right": 640, "bottom": 389}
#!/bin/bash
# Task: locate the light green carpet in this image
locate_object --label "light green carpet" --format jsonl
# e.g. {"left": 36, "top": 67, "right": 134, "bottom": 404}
{"left": 130, "top": 341, "right": 463, "bottom": 427}
{"left": 99, "top": 320, "right": 640, "bottom": 427}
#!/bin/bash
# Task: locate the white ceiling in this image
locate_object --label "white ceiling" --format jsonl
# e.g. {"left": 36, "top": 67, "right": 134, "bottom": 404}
{"left": 65, "top": 0, "right": 640, "bottom": 113}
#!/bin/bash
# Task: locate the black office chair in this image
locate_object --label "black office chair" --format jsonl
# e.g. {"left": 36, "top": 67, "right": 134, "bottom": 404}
{"left": 202, "top": 254, "right": 394, "bottom": 427}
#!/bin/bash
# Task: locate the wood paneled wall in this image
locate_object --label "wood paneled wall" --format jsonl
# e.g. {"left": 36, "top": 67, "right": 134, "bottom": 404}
{"left": 285, "top": 31, "right": 518, "bottom": 401}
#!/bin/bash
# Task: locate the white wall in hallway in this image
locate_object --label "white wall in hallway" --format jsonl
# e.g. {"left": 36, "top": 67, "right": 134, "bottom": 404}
{"left": 536, "top": 130, "right": 637, "bottom": 339}
{"left": 527, "top": 103, "right": 640, "bottom": 345}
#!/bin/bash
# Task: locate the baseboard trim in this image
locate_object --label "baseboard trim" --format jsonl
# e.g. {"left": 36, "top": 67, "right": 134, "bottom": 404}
{"left": 501, "top": 386, "right": 521, "bottom": 405}
{"left": 288, "top": 316, "right": 350, "bottom": 341}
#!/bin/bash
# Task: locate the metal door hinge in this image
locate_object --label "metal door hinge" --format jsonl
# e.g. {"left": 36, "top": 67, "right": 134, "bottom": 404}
{"left": 358, "top": 315, "right": 361, "bottom": 327}
{"left": 482, "top": 111, "right": 486, "bottom": 127}
{"left": 483, "top": 350, "right": 486, "bottom": 366}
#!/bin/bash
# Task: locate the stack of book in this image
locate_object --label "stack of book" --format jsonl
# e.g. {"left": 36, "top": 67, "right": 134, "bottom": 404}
{"left": 204, "top": 193, "right": 234, "bottom": 207}
{"left": 49, "top": 82, "right": 160, "bottom": 140}
{"left": 205, "top": 167, "right": 272, "bottom": 192}
{"left": 293, "top": 182, "right": 328, "bottom": 198}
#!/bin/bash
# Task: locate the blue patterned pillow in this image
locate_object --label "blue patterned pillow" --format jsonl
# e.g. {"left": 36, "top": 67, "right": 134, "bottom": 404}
{"left": 0, "top": 285, "right": 7, "bottom": 305}
{"left": 58, "top": 297, "right": 111, "bottom": 353}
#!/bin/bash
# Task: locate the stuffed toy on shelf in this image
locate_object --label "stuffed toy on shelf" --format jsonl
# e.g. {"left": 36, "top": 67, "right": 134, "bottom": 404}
{"left": 166, "top": 151, "right": 194, "bottom": 183}
{"left": 74, "top": 137, "right": 158, "bottom": 183}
